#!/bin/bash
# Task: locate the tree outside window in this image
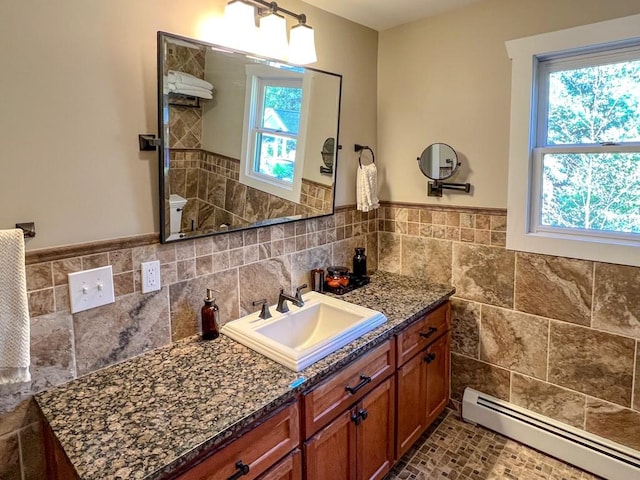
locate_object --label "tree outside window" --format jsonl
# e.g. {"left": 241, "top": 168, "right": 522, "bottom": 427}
{"left": 538, "top": 55, "right": 640, "bottom": 235}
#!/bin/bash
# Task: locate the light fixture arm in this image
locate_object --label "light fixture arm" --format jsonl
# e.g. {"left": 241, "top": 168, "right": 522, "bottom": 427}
{"left": 246, "top": 0, "right": 307, "bottom": 23}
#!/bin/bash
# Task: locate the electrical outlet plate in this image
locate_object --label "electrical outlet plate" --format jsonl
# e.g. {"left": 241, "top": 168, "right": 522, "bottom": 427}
{"left": 68, "top": 266, "right": 115, "bottom": 314}
{"left": 141, "top": 260, "right": 161, "bottom": 293}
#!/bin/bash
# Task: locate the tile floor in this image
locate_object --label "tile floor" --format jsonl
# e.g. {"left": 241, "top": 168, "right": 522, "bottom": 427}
{"left": 386, "top": 410, "right": 601, "bottom": 480}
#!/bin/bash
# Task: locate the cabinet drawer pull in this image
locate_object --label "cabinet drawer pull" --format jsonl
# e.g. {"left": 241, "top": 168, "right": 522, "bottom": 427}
{"left": 350, "top": 408, "right": 369, "bottom": 425}
{"left": 227, "top": 460, "right": 250, "bottom": 480}
{"left": 423, "top": 353, "right": 436, "bottom": 364}
{"left": 351, "top": 411, "right": 362, "bottom": 425}
{"left": 419, "top": 327, "right": 438, "bottom": 339}
{"left": 345, "top": 374, "right": 372, "bottom": 394}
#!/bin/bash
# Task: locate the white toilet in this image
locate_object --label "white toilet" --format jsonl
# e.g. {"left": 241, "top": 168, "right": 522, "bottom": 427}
{"left": 168, "top": 194, "right": 188, "bottom": 240}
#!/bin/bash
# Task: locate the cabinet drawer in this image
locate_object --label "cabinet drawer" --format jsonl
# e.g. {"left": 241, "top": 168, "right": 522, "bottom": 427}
{"left": 257, "top": 449, "right": 301, "bottom": 480}
{"left": 303, "top": 340, "right": 395, "bottom": 437}
{"left": 396, "top": 303, "right": 449, "bottom": 367}
{"left": 176, "top": 402, "right": 299, "bottom": 480}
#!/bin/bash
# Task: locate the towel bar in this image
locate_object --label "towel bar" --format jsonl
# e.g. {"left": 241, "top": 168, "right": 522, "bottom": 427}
{"left": 16, "top": 222, "right": 36, "bottom": 238}
{"left": 354, "top": 144, "right": 375, "bottom": 167}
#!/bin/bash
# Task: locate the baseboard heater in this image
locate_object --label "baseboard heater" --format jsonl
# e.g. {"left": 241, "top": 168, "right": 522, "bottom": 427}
{"left": 462, "top": 388, "right": 640, "bottom": 480}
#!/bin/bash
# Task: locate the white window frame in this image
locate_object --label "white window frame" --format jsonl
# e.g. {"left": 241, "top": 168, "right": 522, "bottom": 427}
{"left": 240, "top": 64, "right": 310, "bottom": 203}
{"left": 505, "top": 14, "right": 640, "bottom": 267}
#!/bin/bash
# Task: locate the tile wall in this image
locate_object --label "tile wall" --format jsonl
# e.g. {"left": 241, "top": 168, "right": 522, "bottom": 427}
{"left": 375, "top": 204, "right": 640, "bottom": 452}
{"left": 0, "top": 207, "right": 376, "bottom": 479}
{"left": 2, "top": 202, "right": 639, "bottom": 479}
{"left": 169, "top": 150, "right": 333, "bottom": 235}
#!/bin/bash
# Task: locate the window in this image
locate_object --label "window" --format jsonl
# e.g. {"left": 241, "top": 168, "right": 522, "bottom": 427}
{"left": 505, "top": 14, "right": 640, "bottom": 266}
{"left": 240, "top": 65, "right": 309, "bottom": 203}
{"left": 532, "top": 48, "right": 640, "bottom": 239}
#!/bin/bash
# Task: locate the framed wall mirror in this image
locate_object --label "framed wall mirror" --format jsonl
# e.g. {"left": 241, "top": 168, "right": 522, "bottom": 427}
{"left": 157, "top": 32, "right": 342, "bottom": 243}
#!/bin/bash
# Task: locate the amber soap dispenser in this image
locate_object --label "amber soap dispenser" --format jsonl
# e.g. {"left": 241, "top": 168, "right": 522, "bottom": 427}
{"left": 201, "top": 288, "right": 220, "bottom": 340}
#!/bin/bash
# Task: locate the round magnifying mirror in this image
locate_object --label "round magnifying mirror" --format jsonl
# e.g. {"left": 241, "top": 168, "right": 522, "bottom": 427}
{"left": 418, "top": 143, "right": 460, "bottom": 180}
{"left": 321, "top": 137, "right": 335, "bottom": 168}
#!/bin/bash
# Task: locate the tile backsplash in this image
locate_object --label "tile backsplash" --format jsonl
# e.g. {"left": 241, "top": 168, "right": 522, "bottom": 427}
{"left": 375, "top": 204, "right": 640, "bottom": 453}
{"left": 2, "top": 203, "right": 640, "bottom": 479}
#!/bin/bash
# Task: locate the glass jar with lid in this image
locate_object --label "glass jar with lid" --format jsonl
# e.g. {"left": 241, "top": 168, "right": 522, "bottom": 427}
{"left": 325, "top": 266, "right": 349, "bottom": 289}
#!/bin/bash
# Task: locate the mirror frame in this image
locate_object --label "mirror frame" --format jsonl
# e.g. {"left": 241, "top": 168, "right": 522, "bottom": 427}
{"left": 417, "top": 143, "right": 460, "bottom": 181}
{"left": 157, "top": 31, "right": 343, "bottom": 243}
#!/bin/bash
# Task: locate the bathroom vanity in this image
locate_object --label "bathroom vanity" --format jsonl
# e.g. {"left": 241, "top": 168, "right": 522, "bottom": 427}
{"left": 37, "top": 273, "right": 454, "bottom": 480}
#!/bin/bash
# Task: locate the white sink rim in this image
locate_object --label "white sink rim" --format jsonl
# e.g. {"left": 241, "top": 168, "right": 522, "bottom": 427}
{"left": 221, "top": 291, "right": 387, "bottom": 372}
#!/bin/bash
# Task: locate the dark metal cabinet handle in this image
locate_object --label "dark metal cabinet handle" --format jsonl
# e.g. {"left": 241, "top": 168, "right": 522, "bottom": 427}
{"left": 358, "top": 408, "right": 368, "bottom": 422}
{"left": 423, "top": 353, "right": 436, "bottom": 364}
{"left": 350, "top": 408, "right": 369, "bottom": 425}
{"left": 420, "top": 326, "right": 438, "bottom": 339}
{"left": 345, "top": 374, "right": 372, "bottom": 394}
{"left": 351, "top": 411, "right": 362, "bottom": 426}
{"left": 227, "top": 461, "right": 250, "bottom": 480}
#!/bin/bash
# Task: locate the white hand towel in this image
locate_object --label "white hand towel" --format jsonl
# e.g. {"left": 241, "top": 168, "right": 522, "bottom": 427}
{"left": 170, "top": 82, "right": 214, "bottom": 95}
{"left": 171, "top": 87, "right": 214, "bottom": 100}
{"left": 168, "top": 70, "right": 214, "bottom": 90}
{"left": 0, "top": 229, "right": 30, "bottom": 384}
{"left": 357, "top": 163, "right": 380, "bottom": 212}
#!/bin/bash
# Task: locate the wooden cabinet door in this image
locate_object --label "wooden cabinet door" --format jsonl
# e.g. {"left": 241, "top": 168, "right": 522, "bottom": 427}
{"left": 356, "top": 376, "right": 395, "bottom": 480}
{"left": 304, "top": 409, "right": 357, "bottom": 480}
{"left": 425, "top": 333, "right": 450, "bottom": 425}
{"left": 395, "top": 352, "right": 427, "bottom": 459}
{"left": 258, "top": 449, "right": 302, "bottom": 480}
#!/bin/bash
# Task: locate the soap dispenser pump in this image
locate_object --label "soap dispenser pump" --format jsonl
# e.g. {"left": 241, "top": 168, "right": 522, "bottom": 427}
{"left": 201, "top": 288, "right": 220, "bottom": 340}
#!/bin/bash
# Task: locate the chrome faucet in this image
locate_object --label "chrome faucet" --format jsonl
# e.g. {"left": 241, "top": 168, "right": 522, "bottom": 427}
{"left": 276, "top": 284, "right": 307, "bottom": 313}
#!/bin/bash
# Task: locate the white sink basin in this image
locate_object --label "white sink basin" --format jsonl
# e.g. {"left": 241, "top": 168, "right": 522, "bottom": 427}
{"left": 221, "top": 291, "right": 387, "bottom": 372}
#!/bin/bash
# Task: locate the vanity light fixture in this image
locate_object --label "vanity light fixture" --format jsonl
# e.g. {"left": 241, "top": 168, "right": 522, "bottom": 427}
{"left": 222, "top": 0, "right": 258, "bottom": 52}
{"left": 220, "top": 0, "right": 317, "bottom": 64}
{"left": 289, "top": 15, "right": 317, "bottom": 64}
{"left": 258, "top": 7, "right": 288, "bottom": 59}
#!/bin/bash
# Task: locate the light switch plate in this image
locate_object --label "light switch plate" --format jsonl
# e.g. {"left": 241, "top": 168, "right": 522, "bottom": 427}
{"left": 68, "top": 266, "right": 115, "bottom": 314}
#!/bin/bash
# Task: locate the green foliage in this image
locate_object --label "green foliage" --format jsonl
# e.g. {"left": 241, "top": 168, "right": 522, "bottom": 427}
{"left": 272, "top": 162, "right": 294, "bottom": 182}
{"left": 542, "top": 153, "right": 640, "bottom": 233}
{"left": 541, "top": 58, "right": 640, "bottom": 233}
{"left": 264, "top": 86, "right": 302, "bottom": 111}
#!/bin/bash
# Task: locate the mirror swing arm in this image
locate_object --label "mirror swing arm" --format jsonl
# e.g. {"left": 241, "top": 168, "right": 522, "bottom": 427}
{"left": 427, "top": 179, "right": 471, "bottom": 197}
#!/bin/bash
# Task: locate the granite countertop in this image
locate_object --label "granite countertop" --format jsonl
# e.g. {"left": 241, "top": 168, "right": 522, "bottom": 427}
{"left": 36, "top": 272, "right": 455, "bottom": 480}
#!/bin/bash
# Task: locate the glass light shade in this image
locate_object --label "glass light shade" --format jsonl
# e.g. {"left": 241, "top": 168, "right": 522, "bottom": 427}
{"left": 258, "top": 12, "right": 288, "bottom": 60}
{"left": 222, "top": 0, "right": 257, "bottom": 52}
{"left": 289, "top": 23, "right": 317, "bottom": 64}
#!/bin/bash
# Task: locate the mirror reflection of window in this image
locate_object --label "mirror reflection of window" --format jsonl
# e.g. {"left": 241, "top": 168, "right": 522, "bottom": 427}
{"left": 240, "top": 64, "right": 309, "bottom": 203}
{"left": 255, "top": 80, "right": 303, "bottom": 183}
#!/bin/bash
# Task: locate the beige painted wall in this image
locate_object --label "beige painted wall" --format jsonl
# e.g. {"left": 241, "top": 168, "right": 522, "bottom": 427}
{"left": 377, "top": 0, "right": 640, "bottom": 208}
{"left": 0, "top": 0, "right": 377, "bottom": 250}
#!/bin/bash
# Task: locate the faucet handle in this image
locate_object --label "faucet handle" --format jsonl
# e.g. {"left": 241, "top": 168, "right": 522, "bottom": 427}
{"left": 252, "top": 299, "right": 272, "bottom": 319}
{"left": 295, "top": 283, "right": 308, "bottom": 296}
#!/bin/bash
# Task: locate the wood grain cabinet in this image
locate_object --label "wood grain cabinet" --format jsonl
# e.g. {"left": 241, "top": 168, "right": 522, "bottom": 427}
{"left": 174, "top": 402, "right": 300, "bottom": 480}
{"left": 304, "top": 376, "right": 395, "bottom": 480}
{"left": 257, "top": 449, "right": 302, "bottom": 480}
{"left": 395, "top": 303, "right": 451, "bottom": 459}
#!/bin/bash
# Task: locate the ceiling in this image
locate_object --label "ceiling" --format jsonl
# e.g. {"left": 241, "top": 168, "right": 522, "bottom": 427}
{"left": 303, "top": 0, "right": 484, "bottom": 31}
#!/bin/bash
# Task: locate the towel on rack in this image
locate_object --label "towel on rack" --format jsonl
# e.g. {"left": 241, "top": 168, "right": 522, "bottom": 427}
{"left": 168, "top": 82, "right": 214, "bottom": 97}
{"left": 0, "top": 229, "right": 30, "bottom": 385}
{"left": 356, "top": 163, "right": 380, "bottom": 212}
{"left": 169, "top": 86, "right": 214, "bottom": 99}
{"left": 168, "top": 70, "right": 214, "bottom": 90}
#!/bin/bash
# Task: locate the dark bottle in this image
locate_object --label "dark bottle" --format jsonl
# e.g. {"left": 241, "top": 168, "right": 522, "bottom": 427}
{"left": 201, "top": 288, "right": 220, "bottom": 340}
{"left": 353, "top": 247, "right": 367, "bottom": 277}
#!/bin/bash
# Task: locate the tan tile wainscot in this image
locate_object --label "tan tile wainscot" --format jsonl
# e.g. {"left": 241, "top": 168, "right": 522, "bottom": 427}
{"left": 36, "top": 273, "right": 454, "bottom": 480}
